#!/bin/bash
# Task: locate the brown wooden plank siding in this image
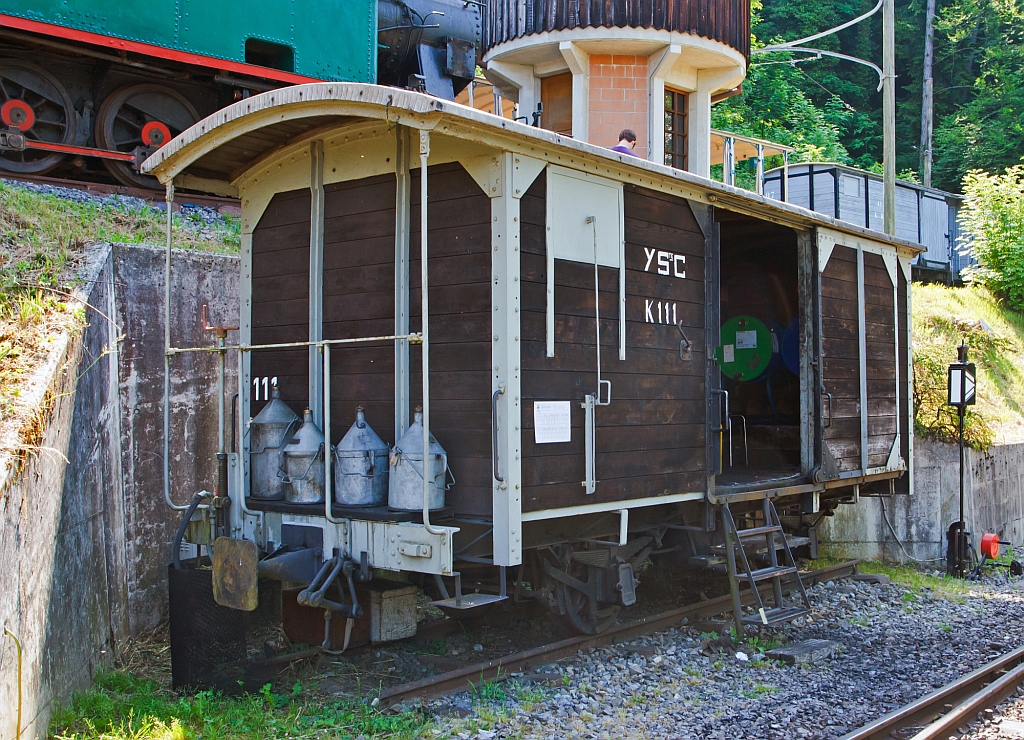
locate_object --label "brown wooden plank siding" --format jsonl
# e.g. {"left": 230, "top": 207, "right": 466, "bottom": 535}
{"left": 895, "top": 264, "right": 911, "bottom": 491}
{"left": 520, "top": 174, "right": 707, "bottom": 512}
{"left": 406, "top": 163, "right": 493, "bottom": 518}
{"left": 485, "top": 0, "right": 750, "bottom": 61}
{"left": 820, "top": 245, "right": 861, "bottom": 471}
{"left": 251, "top": 188, "right": 311, "bottom": 416}
{"left": 863, "top": 252, "right": 897, "bottom": 468}
{"left": 322, "top": 173, "right": 398, "bottom": 449}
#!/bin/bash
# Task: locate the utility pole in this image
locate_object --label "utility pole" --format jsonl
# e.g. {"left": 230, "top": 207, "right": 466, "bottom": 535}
{"left": 883, "top": 0, "right": 896, "bottom": 235}
{"left": 920, "top": 0, "right": 936, "bottom": 188}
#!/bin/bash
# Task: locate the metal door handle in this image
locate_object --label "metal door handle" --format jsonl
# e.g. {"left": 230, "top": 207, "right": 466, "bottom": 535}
{"left": 492, "top": 386, "right": 505, "bottom": 483}
{"left": 710, "top": 389, "right": 730, "bottom": 433}
{"left": 823, "top": 391, "right": 833, "bottom": 429}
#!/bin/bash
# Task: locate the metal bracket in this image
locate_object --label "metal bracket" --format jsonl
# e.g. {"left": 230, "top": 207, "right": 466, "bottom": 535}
{"left": 677, "top": 320, "right": 693, "bottom": 361}
{"left": 583, "top": 393, "right": 597, "bottom": 494}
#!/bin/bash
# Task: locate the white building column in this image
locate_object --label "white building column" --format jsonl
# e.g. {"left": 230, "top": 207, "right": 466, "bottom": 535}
{"left": 687, "top": 67, "right": 745, "bottom": 179}
{"left": 687, "top": 88, "right": 712, "bottom": 178}
{"left": 647, "top": 44, "right": 681, "bottom": 165}
{"left": 485, "top": 61, "right": 540, "bottom": 121}
{"left": 559, "top": 41, "right": 590, "bottom": 143}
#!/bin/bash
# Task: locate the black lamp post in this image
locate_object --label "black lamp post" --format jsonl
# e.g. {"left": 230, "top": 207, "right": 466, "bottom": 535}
{"left": 947, "top": 342, "right": 976, "bottom": 577}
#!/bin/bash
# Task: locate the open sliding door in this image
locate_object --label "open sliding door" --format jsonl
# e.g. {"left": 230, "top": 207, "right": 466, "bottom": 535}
{"left": 815, "top": 230, "right": 902, "bottom": 483}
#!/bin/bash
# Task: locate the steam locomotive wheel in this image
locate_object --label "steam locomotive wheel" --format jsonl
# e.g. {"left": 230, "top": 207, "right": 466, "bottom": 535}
{"left": 94, "top": 83, "right": 199, "bottom": 189}
{"left": 0, "top": 59, "right": 76, "bottom": 174}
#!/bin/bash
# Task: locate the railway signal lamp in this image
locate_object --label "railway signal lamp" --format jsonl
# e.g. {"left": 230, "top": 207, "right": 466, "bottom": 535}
{"left": 947, "top": 343, "right": 976, "bottom": 578}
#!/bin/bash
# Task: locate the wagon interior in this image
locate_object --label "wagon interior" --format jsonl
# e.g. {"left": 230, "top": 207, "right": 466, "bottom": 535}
{"left": 715, "top": 212, "right": 804, "bottom": 490}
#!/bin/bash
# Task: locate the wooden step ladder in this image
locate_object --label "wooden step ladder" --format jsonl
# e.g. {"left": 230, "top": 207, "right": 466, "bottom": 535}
{"left": 721, "top": 500, "right": 811, "bottom": 631}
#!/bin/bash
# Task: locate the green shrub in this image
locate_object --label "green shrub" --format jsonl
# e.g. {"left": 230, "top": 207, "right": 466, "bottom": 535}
{"left": 959, "top": 166, "right": 1024, "bottom": 311}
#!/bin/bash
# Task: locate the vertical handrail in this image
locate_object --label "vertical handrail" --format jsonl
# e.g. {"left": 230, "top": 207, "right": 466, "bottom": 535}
{"left": 492, "top": 386, "right": 505, "bottom": 483}
{"left": 420, "top": 130, "right": 444, "bottom": 536}
{"left": 163, "top": 184, "right": 188, "bottom": 511}
{"left": 324, "top": 343, "right": 345, "bottom": 524}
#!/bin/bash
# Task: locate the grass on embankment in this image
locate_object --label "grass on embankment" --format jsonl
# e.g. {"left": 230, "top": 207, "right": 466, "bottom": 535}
{"left": 49, "top": 672, "right": 427, "bottom": 740}
{"left": 912, "top": 283, "right": 1024, "bottom": 449}
{"left": 0, "top": 180, "right": 239, "bottom": 455}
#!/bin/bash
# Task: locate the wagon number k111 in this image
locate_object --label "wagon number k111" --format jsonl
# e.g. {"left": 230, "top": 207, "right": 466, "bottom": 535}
{"left": 642, "top": 248, "right": 685, "bottom": 325}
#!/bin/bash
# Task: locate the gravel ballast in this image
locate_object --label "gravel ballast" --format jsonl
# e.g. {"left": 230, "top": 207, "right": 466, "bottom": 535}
{"left": 423, "top": 571, "right": 1024, "bottom": 739}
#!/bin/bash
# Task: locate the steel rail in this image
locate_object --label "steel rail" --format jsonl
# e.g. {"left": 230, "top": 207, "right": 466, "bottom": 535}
{"left": 376, "top": 560, "right": 860, "bottom": 708}
{"left": 840, "top": 644, "right": 1024, "bottom": 740}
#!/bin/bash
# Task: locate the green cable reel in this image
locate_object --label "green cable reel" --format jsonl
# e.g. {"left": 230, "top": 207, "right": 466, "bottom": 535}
{"left": 714, "top": 315, "right": 782, "bottom": 382}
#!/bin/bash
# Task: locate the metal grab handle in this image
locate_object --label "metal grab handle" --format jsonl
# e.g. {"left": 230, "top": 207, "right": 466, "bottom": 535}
{"left": 492, "top": 386, "right": 505, "bottom": 483}
{"left": 677, "top": 321, "right": 692, "bottom": 360}
{"left": 710, "top": 389, "right": 730, "bottom": 432}
{"left": 823, "top": 391, "right": 833, "bottom": 429}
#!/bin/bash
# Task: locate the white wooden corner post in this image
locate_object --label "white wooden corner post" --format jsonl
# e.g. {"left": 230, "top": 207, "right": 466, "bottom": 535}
{"left": 309, "top": 139, "right": 325, "bottom": 426}
{"left": 489, "top": 152, "right": 544, "bottom": 567}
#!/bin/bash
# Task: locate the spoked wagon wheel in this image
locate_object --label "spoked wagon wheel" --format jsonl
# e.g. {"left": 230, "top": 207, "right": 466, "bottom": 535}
{"left": 0, "top": 59, "right": 76, "bottom": 174}
{"left": 542, "top": 545, "right": 620, "bottom": 635}
{"left": 94, "top": 83, "right": 199, "bottom": 189}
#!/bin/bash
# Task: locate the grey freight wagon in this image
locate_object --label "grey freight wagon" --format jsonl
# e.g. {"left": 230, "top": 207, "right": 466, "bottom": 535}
{"left": 764, "top": 163, "right": 965, "bottom": 280}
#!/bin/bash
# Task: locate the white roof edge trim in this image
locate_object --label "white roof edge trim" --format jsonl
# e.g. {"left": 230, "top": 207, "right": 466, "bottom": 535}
{"left": 143, "top": 82, "right": 924, "bottom": 254}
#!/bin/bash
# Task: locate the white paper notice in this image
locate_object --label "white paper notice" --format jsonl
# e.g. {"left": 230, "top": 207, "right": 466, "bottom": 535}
{"left": 723, "top": 344, "right": 735, "bottom": 363}
{"left": 534, "top": 401, "right": 572, "bottom": 444}
{"left": 735, "top": 330, "right": 758, "bottom": 350}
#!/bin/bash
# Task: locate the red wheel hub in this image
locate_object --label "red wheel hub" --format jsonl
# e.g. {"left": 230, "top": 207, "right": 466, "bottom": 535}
{"left": 982, "top": 532, "right": 1001, "bottom": 560}
{"left": 141, "top": 120, "right": 172, "bottom": 147}
{"left": 1, "top": 100, "right": 35, "bottom": 131}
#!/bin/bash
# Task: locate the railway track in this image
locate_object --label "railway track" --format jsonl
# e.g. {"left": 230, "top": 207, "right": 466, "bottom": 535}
{"left": 842, "top": 644, "right": 1024, "bottom": 740}
{"left": 377, "top": 560, "right": 861, "bottom": 708}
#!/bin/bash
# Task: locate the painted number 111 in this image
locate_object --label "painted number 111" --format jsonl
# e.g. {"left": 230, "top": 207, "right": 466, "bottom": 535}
{"left": 253, "top": 376, "right": 278, "bottom": 400}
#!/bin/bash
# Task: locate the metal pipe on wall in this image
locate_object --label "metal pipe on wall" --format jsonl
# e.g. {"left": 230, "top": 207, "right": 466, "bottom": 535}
{"left": 323, "top": 343, "right": 346, "bottom": 524}
{"left": 419, "top": 130, "right": 445, "bottom": 536}
{"left": 164, "top": 184, "right": 189, "bottom": 511}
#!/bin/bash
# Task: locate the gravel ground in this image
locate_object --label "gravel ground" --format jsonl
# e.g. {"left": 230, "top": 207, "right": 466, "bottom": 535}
{"left": 962, "top": 686, "right": 1024, "bottom": 739}
{"left": 419, "top": 569, "right": 1024, "bottom": 740}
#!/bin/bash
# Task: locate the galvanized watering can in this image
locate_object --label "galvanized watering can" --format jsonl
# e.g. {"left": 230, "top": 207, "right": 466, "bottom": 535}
{"left": 388, "top": 409, "right": 452, "bottom": 511}
{"left": 280, "top": 409, "right": 325, "bottom": 504}
{"left": 334, "top": 407, "right": 389, "bottom": 507}
{"left": 249, "top": 386, "right": 300, "bottom": 500}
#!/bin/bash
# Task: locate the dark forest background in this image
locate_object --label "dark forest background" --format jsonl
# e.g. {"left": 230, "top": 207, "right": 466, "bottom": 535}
{"left": 712, "top": 0, "right": 1024, "bottom": 192}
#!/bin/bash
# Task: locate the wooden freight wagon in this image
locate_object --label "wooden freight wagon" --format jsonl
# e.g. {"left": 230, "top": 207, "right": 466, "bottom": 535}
{"left": 148, "top": 84, "right": 919, "bottom": 635}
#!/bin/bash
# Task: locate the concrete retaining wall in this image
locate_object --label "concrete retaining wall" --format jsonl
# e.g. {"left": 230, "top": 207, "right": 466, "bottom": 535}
{"left": 0, "top": 243, "right": 238, "bottom": 739}
{"left": 821, "top": 437, "right": 1024, "bottom": 564}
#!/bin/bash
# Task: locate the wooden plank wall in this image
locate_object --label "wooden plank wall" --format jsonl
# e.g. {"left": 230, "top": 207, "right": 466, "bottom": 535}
{"left": 251, "top": 188, "right": 311, "bottom": 416}
{"left": 519, "top": 174, "right": 707, "bottom": 512}
{"left": 485, "top": 0, "right": 750, "bottom": 60}
{"left": 864, "top": 252, "right": 898, "bottom": 468}
{"left": 820, "top": 245, "right": 900, "bottom": 472}
{"left": 322, "top": 173, "right": 397, "bottom": 445}
{"left": 820, "top": 245, "right": 862, "bottom": 471}
{"left": 408, "top": 163, "right": 493, "bottom": 518}
{"left": 896, "top": 265, "right": 910, "bottom": 490}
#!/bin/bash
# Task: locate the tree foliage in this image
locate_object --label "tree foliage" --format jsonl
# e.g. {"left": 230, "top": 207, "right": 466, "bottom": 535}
{"left": 959, "top": 165, "right": 1024, "bottom": 310}
{"left": 724, "top": 0, "right": 1024, "bottom": 192}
